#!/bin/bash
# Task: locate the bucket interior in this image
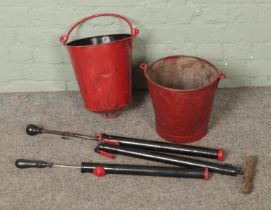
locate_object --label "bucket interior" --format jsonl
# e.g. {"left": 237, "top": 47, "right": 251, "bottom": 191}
{"left": 66, "top": 34, "right": 131, "bottom": 46}
{"left": 147, "top": 56, "right": 219, "bottom": 90}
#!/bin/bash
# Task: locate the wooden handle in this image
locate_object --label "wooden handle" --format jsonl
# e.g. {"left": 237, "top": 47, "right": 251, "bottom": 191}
{"left": 240, "top": 155, "right": 257, "bottom": 194}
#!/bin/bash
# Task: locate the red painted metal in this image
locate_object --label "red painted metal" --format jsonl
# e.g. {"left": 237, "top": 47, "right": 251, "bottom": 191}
{"left": 204, "top": 168, "right": 209, "bottom": 181}
{"left": 140, "top": 56, "right": 226, "bottom": 144}
{"left": 101, "top": 139, "right": 120, "bottom": 146}
{"left": 60, "top": 13, "right": 139, "bottom": 118}
{"left": 96, "top": 149, "right": 116, "bottom": 159}
{"left": 217, "top": 148, "right": 224, "bottom": 161}
{"left": 93, "top": 166, "right": 106, "bottom": 177}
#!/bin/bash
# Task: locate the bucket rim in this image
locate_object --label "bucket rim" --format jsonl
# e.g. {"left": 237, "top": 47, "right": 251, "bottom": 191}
{"left": 64, "top": 33, "right": 132, "bottom": 48}
{"left": 143, "top": 55, "right": 222, "bottom": 92}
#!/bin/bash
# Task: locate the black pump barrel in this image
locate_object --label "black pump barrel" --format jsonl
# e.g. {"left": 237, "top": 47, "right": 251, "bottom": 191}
{"left": 81, "top": 163, "right": 207, "bottom": 179}
{"left": 100, "top": 133, "right": 223, "bottom": 160}
{"left": 15, "top": 159, "right": 207, "bottom": 179}
{"left": 95, "top": 144, "right": 243, "bottom": 176}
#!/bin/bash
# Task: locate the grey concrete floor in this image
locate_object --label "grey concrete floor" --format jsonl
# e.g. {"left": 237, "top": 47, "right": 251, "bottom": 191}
{"left": 0, "top": 88, "right": 270, "bottom": 210}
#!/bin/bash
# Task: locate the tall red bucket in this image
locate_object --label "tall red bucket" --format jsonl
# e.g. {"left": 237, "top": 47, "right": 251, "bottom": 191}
{"left": 60, "top": 13, "right": 139, "bottom": 118}
{"left": 140, "top": 56, "right": 226, "bottom": 144}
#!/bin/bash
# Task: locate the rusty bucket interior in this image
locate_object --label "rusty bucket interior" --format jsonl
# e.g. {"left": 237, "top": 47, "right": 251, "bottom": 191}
{"left": 147, "top": 56, "right": 219, "bottom": 90}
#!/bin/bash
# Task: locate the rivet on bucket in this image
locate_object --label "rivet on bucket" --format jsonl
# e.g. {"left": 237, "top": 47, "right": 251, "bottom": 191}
{"left": 140, "top": 56, "right": 225, "bottom": 144}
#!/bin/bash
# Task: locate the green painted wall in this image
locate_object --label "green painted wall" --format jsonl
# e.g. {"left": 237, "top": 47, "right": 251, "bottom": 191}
{"left": 1, "top": 0, "right": 271, "bottom": 92}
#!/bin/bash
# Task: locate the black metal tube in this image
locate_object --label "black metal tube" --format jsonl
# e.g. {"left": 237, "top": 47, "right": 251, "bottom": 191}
{"left": 26, "top": 124, "right": 223, "bottom": 160}
{"left": 81, "top": 162, "right": 207, "bottom": 179}
{"left": 95, "top": 144, "right": 243, "bottom": 176}
{"left": 14, "top": 159, "right": 207, "bottom": 179}
{"left": 100, "top": 133, "right": 223, "bottom": 160}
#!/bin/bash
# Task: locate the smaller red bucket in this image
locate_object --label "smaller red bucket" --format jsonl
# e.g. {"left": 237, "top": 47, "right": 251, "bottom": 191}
{"left": 140, "top": 56, "right": 225, "bottom": 144}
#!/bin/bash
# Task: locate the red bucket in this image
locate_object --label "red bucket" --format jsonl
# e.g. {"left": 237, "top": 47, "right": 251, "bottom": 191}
{"left": 140, "top": 56, "right": 225, "bottom": 144}
{"left": 60, "top": 13, "right": 139, "bottom": 118}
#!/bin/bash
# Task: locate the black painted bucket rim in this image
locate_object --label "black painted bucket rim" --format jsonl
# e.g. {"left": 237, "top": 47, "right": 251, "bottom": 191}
{"left": 65, "top": 33, "right": 132, "bottom": 48}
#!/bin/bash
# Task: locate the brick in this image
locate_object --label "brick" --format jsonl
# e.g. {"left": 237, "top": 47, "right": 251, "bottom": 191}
{"left": 167, "top": 0, "right": 187, "bottom": 5}
{"left": 0, "top": 47, "right": 9, "bottom": 63}
{"left": 220, "top": 59, "right": 271, "bottom": 78}
{"left": 166, "top": 6, "right": 200, "bottom": 24}
{"left": 258, "top": 6, "right": 271, "bottom": 24}
{"left": 0, "top": 0, "right": 20, "bottom": 6}
{"left": 0, "top": 80, "right": 66, "bottom": 92}
{"left": 145, "top": 44, "right": 168, "bottom": 62}
{"left": 214, "top": 60, "right": 247, "bottom": 77}
{"left": 246, "top": 60, "right": 271, "bottom": 77}
{"left": 90, "top": 0, "right": 137, "bottom": 6}
{"left": 8, "top": 46, "right": 32, "bottom": 63}
{"left": 229, "top": 5, "right": 258, "bottom": 23}
{"left": 63, "top": 52, "right": 71, "bottom": 64}
{"left": 143, "top": 6, "right": 169, "bottom": 25}
{"left": 197, "top": 44, "right": 224, "bottom": 60}
{"left": 23, "top": 64, "right": 64, "bottom": 81}
{"left": 200, "top": 6, "right": 230, "bottom": 23}
{"left": 23, "top": 64, "right": 75, "bottom": 81}
{"left": 0, "top": 64, "right": 24, "bottom": 80}
{"left": 192, "top": 0, "right": 262, "bottom": 4}
{"left": 0, "top": 29, "right": 17, "bottom": 46}
{"left": 221, "top": 26, "right": 243, "bottom": 43}
{"left": 186, "top": 27, "right": 223, "bottom": 43}
{"left": 2, "top": 8, "right": 31, "bottom": 27}
{"left": 167, "top": 42, "right": 197, "bottom": 57}
{"left": 224, "top": 43, "right": 253, "bottom": 60}
{"left": 254, "top": 44, "right": 271, "bottom": 59}
{"left": 32, "top": 47, "right": 64, "bottom": 64}
{"left": 16, "top": 28, "right": 62, "bottom": 47}
{"left": 243, "top": 24, "right": 271, "bottom": 42}
{"left": 28, "top": 8, "right": 87, "bottom": 29}
{"left": 145, "top": 27, "right": 186, "bottom": 45}
{"left": 64, "top": 65, "right": 76, "bottom": 81}
{"left": 0, "top": 0, "right": 52, "bottom": 7}
{"left": 220, "top": 77, "right": 271, "bottom": 88}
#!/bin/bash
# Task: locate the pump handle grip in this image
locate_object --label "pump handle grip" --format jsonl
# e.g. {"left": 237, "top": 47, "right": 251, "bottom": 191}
{"left": 15, "top": 159, "right": 51, "bottom": 168}
{"left": 26, "top": 124, "right": 43, "bottom": 136}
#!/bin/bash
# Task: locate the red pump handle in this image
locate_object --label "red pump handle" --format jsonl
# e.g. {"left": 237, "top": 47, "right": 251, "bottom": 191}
{"left": 59, "top": 13, "right": 139, "bottom": 44}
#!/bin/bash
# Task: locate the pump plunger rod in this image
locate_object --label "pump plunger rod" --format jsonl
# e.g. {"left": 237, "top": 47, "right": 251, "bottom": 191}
{"left": 26, "top": 124, "right": 97, "bottom": 140}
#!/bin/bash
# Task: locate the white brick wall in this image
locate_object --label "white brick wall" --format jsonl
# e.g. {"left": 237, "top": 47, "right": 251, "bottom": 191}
{"left": 1, "top": 0, "right": 271, "bottom": 92}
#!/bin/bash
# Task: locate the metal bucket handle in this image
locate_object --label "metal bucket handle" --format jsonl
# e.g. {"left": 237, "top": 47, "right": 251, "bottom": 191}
{"left": 139, "top": 63, "right": 147, "bottom": 71}
{"left": 59, "top": 13, "right": 139, "bottom": 44}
